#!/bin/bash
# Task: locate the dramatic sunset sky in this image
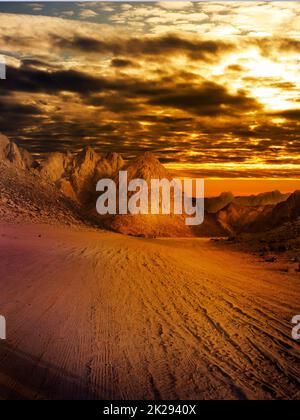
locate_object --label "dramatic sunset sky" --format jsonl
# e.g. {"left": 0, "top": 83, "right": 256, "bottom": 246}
{"left": 0, "top": 1, "right": 300, "bottom": 195}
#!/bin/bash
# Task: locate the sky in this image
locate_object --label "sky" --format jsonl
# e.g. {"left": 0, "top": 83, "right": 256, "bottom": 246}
{"left": 0, "top": 1, "right": 300, "bottom": 195}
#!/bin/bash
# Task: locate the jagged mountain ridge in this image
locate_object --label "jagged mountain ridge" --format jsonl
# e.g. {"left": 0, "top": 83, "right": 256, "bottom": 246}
{"left": 38, "top": 146, "right": 124, "bottom": 204}
{"left": 0, "top": 133, "right": 299, "bottom": 237}
{"left": 216, "top": 201, "right": 274, "bottom": 235}
{"left": 0, "top": 133, "right": 33, "bottom": 170}
{"left": 206, "top": 190, "right": 290, "bottom": 214}
{"left": 213, "top": 190, "right": 300, "bottom": 235}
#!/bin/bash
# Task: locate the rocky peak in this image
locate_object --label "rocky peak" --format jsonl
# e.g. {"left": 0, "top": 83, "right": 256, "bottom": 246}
{"left": 126, "top": 151, "right": 171, "bottom": 182}
{"left": 0, "top": 133, "right": 33, "bottom": 170}
{"left": 75, "top": 146, "right": 98, "bottom": 168}
{"left": 39, "top": 152, "right": 69, "bottom": 181}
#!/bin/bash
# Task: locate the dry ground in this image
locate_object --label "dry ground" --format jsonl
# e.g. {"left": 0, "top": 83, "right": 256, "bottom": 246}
{"left": 0, "top": 223, "right": 299, "bottom": 400}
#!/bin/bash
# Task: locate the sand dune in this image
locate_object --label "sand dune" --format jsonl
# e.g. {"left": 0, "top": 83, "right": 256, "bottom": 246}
{"left": 0, "top": 223, "right": 299, "bottom": 400}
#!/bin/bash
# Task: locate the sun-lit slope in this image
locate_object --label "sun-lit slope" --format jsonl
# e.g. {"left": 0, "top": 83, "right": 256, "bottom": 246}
{"left": 39, "top": 147, "right": 124, "bottom": 204}
{"left": 0, "top": 224, "right": 299, "bottom": 400}
{"left": 0, "top": 161, "right": 86, "bottom": 226}
{"left": 99, "top": 152, "right": 193, "bottom": 237}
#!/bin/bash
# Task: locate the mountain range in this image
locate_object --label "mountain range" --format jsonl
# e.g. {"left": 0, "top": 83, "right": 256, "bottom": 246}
{"left": 0, "top": 133, "right": 299, "bottom": 239}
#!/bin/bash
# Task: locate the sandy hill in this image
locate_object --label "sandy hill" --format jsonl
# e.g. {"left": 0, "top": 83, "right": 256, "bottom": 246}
{"left": 0, "top": 134, "right": 87, "bottom": 227}
{"left": 101, "top": 152, "right": 193, "bottom": 237}
{"left": 125, "top": 151, "right": 171, "bottom": 182}
{"left": 0, "top": 160, "right": 86, "bottom": 227}
{"left": 106, "top": 152, "right": 230, "bottom": 237}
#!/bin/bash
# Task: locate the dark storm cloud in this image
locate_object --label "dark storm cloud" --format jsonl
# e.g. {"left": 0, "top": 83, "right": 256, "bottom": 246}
{"left": 138, "top": 115, "right": 193, "bottom": 124}
{"left": 21, "top": 58, "right": 62, "bottom": 71}
{"left": 0, "top": 98, "right": 40, "bottom": 115}
{"left": 271, "top": 109, "right": 300, "bottom": 120}
{"left": 86, "top": 78, "right": 261, "bottom": 119}
{"left": 111, "top": 58, "right": 136, "bottom": 68}
{"left": 148, "top": 81, "right": 260, "bottom": 116}
{"left": 53, "top": 34, "right": 235, "bottom": 61}
{"left": 1, "top": 61, "right": 170, "bottom": 99}
{"left": 0, "top": 95, "right": 45, "bottom": 141}
{"left": 87, "top": 93, "right": 141, "bottom": 113}
{"left": 1, "top": 60, "right": 293, "bottom": 164}
{"left": 0, "top": 45, "right": 298, "bottom": 173}
{"left": 0, "top": 64, "right": 110, "bottom": 94}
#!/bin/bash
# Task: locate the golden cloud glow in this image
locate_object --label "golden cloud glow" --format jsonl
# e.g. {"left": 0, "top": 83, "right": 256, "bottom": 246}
{"left": 0, "top": 1, "right": 299, "bottom": 195}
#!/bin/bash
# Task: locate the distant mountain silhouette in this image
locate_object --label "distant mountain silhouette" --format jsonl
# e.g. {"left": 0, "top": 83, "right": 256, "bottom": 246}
{"left": 206, "top": 190, "right": 290, "bottom": 214}
{"left": 216, "top": 202, "right": 273, "bottom": 235}
{"left": 235, "top": 190, "right": 290, "bottom": 207}
{"left": 205, "top": 192, "right": 234, "bottom": 213}
{"left": 260, "top": 190, "right": 300, "bottom": 230}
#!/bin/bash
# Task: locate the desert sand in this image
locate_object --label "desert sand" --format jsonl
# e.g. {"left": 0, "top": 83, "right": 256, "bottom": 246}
{"left": 0, "top": 223, "right": 299, "bottom": 400}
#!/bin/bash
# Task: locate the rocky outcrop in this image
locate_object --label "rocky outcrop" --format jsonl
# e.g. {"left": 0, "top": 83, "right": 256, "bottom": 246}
{"left": 266, "top": 190, "right": 300, "bottom": 228}
{"left": 0, "top": 159, "right": 86, "bottom": 227}
{"left": 1, "top": 132, "right": 299, "bottom": 238}
{"left": 216, "top": 202, "right": 274, "bottom": 235}
{"left": 38, "top": 147, "right": 124, "bottom": 205}
{"left": 206, "top": 192, "right": 234, "bottom": 213}
{"left": 101, "top": 152, "right": 194, "bottom": 238}
{"left": 0, "top": 134, "right": 33, "bottom": 170}
{"left": 235, "top": 190, "right": 290, "bottom": 207}
{"left": 39, "top": 151, "right": 73, "bottom": 182}
{"left": 206, "top": 190, "right": 290, "bottom": 214}
{"left": 213, "top": 191, "right": 300, "bottom": 235}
